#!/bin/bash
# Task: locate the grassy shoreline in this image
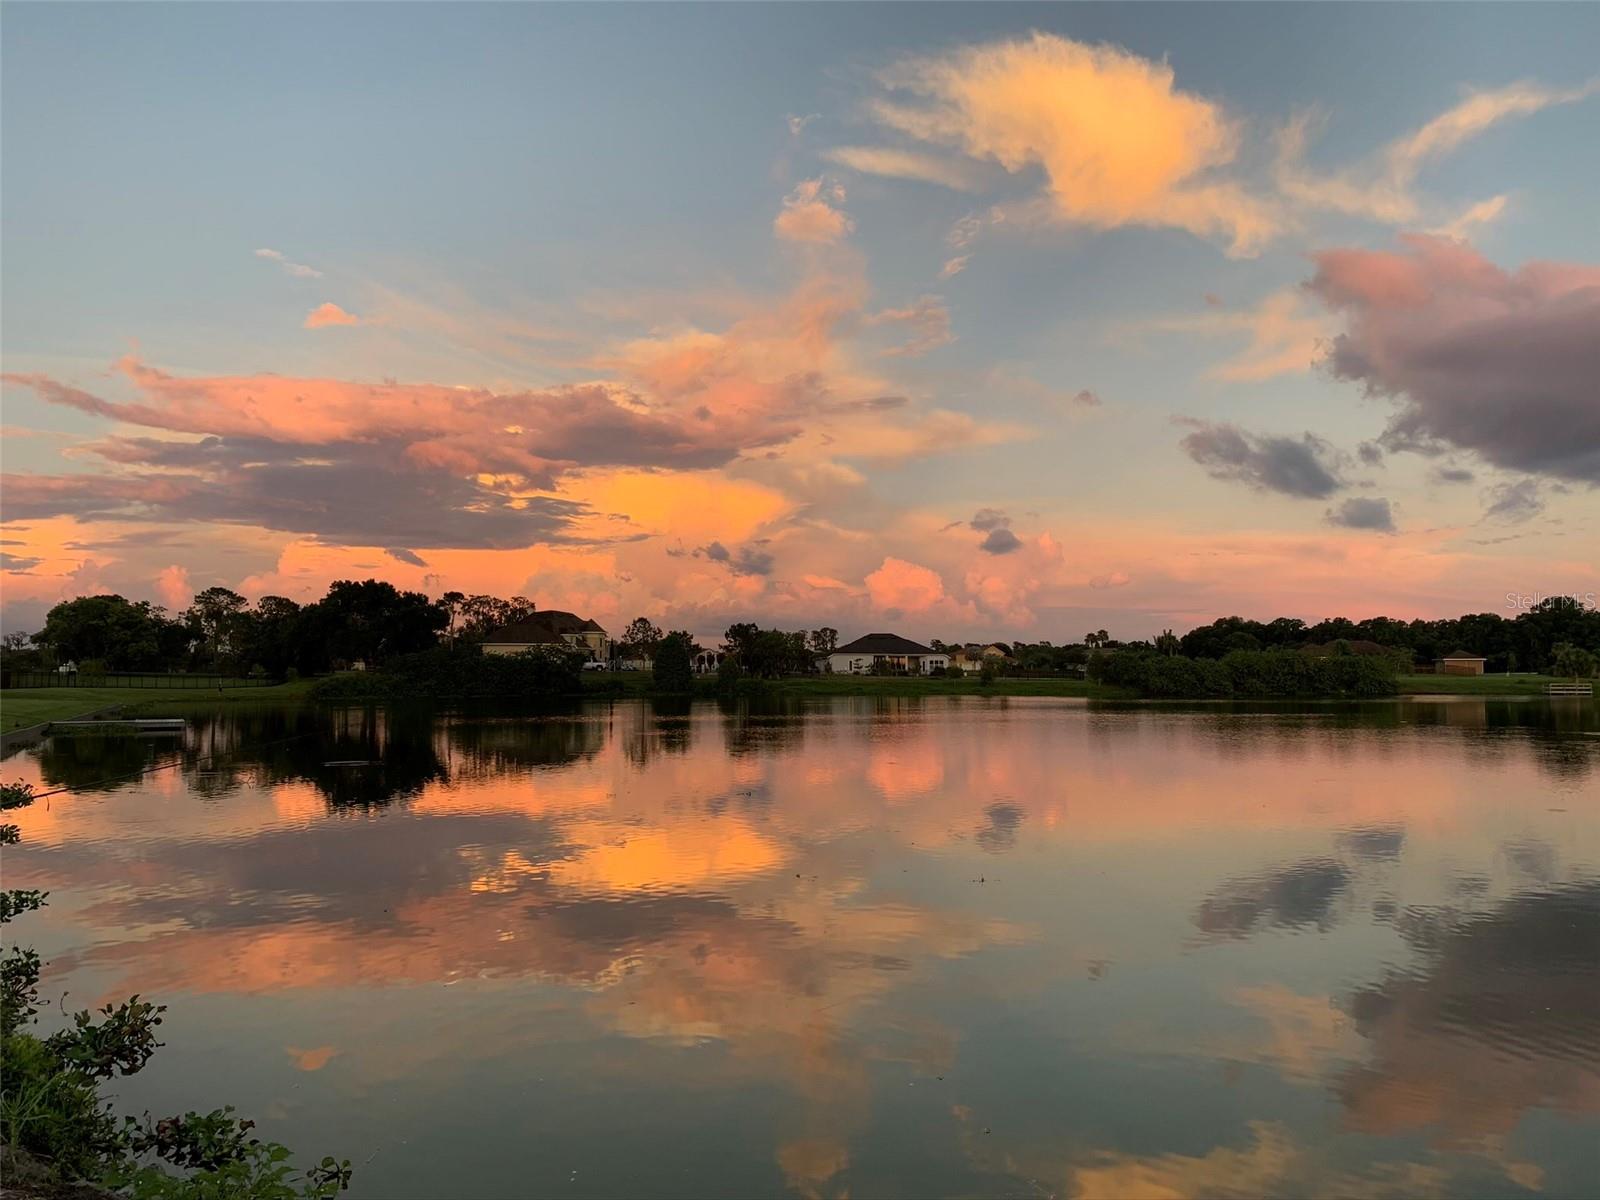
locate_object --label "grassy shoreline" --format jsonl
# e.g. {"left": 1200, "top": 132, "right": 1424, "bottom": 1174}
{"left": 4, "top": 670, "right": 1580, "bottom": 731}
{"left": 1, "top": 677, "right": 319, "bottom": 731}
{"left": 1395, "top": 673, "right": 1578, "bottom": 695}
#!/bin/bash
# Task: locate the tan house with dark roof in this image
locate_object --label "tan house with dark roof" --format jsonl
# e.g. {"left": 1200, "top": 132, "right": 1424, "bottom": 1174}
{"left": 483, "top": 611, "right": 609, "bottom": 662}
{"left": 950, "top": 643, "right": 1015, "bottom": 674}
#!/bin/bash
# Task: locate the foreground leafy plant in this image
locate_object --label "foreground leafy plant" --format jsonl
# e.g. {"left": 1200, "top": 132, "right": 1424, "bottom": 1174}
{"left": 1, "top": 778, "right": 352, "bottom": 1198}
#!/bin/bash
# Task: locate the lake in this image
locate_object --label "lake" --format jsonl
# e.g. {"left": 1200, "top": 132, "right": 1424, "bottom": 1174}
{"left": 5, "top": 696, "right": 1598, "bottom": 1199}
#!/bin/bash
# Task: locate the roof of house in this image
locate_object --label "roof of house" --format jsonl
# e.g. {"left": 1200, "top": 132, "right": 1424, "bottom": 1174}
{"left": 482, "top": 619, "right": 565, "bottom": 645}
{"left": 482, "top": 610, "right": 606, "bottom": 644}
{"left": 535, "top": 609, "right": 607, "bottom": 634}
{"left": 1440, "top": 649, "right": 1487, "bottom": 660}
{"left": 834, "top": 633, "right": 939, "bottom": 656}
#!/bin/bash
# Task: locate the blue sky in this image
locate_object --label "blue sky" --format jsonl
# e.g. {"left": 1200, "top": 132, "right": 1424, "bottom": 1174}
{"left": 3, "top": 3, "right": 1597, "bottom": 639}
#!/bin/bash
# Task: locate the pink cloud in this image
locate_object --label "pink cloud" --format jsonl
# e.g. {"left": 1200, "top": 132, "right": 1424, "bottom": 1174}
{"left": 304, "top": 302, "right": 360, "bottom": 329}
{"left": 865, "top": 295, "right": 954, "bottom": 357}
{"left": 154, "top": 564, "right": 192, "bottom": 610}
{"left": 865, "top": 556, "right": 946, "bottom": 612}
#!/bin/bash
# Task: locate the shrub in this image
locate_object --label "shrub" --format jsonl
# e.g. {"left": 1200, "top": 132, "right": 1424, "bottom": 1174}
{"left": 1089, "top": 649, "right": 1397, "bottom": 699}
{"left": 309, "top": 645, "right": 584, "bottom": 702}
{"left": 715, "top": 655, "right": 747, "bottom": 698}
{"left": 1, "top": 777, "right": 351, "bottom": 1196}
{"left": 1552, "top": 642, "right": 1598, "bottom": 679}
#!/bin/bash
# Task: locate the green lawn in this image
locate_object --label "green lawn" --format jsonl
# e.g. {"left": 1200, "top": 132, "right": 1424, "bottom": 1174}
{"left": 1396, "top": 673, "right": 1580, "bottom": 695}
{"left": 1, "top": 678, "right": 319, "bottom": 731}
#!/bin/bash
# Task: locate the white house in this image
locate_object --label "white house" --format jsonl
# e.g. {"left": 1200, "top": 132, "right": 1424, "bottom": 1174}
{"left": 826, "top": 633, "right": 950, "bottom": 676}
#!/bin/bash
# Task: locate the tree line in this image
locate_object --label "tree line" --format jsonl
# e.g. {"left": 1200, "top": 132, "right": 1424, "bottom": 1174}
{"left": 2, "top": 583, "right": 549, "bottom": 679}
{"left": 985, "top": 601, "right": 1598, "bottom": 677}
{"left": 5, "top": 583, "right": 1596, "bottom": 683}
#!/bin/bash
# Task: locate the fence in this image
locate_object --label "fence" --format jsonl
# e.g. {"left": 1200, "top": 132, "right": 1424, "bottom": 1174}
{"left": 3, "top": 671, "right": 277, "bottom": 690}
{"left": 1546, "top": 682, "right": 1594, "bottom": 696}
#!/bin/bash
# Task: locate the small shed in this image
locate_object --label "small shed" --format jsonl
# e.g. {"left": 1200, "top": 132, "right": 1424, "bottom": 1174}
{"left": 1436, "top": 650, "right": 1487, "bottom": 676}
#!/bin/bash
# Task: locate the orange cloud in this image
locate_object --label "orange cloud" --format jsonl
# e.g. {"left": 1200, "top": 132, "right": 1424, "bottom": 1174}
{"left": 1276, "top": 79, "right": 1599, "bottom": 225}
{"left": 773, "top": 178, "right": 855, "bottom": 244}
{"left": 287, "top": 1045, "right": 339, "bottom": 1072}
{"left": 872, "top": 33, "right": 1279, "bottom": 255}
{"left": 564, "top": 469, "right": 791, "bottom": 544}
{"left": 304, "top": 302, "right": 360, "bottom": 329}
{"left": 823, "top": 145, "right": 984, "bottom": 191}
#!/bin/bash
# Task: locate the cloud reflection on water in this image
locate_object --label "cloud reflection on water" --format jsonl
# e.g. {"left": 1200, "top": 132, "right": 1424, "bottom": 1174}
{"left": 4, "top": 696, "right": 1596, "bottom": 1198}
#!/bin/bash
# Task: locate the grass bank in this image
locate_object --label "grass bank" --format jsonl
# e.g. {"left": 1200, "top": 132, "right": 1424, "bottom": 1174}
{"left": 1, "top": 677, "right": 319, "bottom": 731}
{"left": 1396, "top": 673, "right": 1579, "bottom": 695}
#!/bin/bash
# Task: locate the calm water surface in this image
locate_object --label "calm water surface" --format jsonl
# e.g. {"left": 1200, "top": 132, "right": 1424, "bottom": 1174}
{"left": 6, "top": 696, "right": 1598, "bottom": 1199}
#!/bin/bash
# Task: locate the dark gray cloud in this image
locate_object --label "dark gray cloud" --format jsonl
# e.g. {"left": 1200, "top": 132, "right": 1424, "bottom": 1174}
{"left": 1481, "top": 479, "right": 1544, "bottom": 524}
{"left": 966, "top": 507, "right": 1023, "bottom": 553}
{"left": 1430, "top": 465, "right": 1475, "bottom": 485}
{"left": 385, "top": 548, "right": 428, "bottom": 567}
{"left": 1326, "top": 496, "right": 1396, "bottom": 532}
{"left": 979, "top": 527, "right": 1022, "bottom": 554}
{"left": 0, "top": 553, "right": 43, "bottom": 573}
{"left": 3, "top": 438, "right": 592, "bottom": 550}
{"left": 1309, "top": 237, "right": 1600, "bottom": 484}
{"left": 1177, "top": 419, "right": 1347, "bottom": 499}
{"left": 0, "top": 359, "right": 825, "bottom": 553}
{"left": 695, "top": 540, "right": 774, "bottom": 576}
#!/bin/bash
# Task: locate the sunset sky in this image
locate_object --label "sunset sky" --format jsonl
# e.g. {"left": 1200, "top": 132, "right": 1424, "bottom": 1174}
{"left": 3, "top": 3, "right": 1596, "bottom": 641}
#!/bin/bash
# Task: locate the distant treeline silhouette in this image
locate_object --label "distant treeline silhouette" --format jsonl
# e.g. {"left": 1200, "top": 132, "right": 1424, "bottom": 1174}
{"left": 3, "top": 584, "right": 1596, "bottom": 682}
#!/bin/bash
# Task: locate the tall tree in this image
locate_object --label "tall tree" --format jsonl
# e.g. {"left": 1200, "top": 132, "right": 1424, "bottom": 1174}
{"left": 653, "top": 631, "right": 695, "bottom": 693}
{"left": 619, "top": 617, "right": 664, "bottom": 661}
{"left": 185, "top": 586, "right": 249, "bottom": 668}
{"left": 722, "top": 622, "right": 761, "bottom": 663}
{"left": 37, "top": 595, "right": 176, "bottom": 670}
{"left": 808, "top": 627, "right": 838, "bottom": 654}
